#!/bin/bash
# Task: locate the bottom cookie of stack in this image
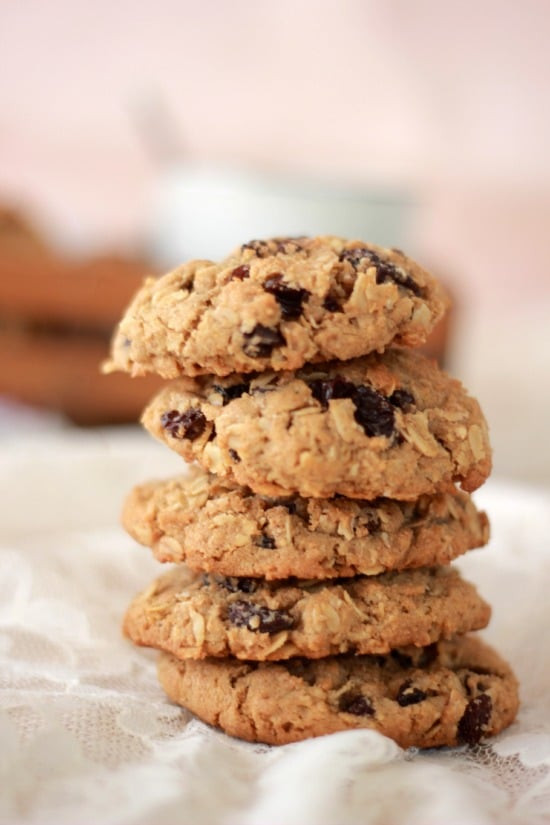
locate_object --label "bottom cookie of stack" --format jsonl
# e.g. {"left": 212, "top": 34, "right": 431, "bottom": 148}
{"left": 157, "top": 636, "right": 519, "bottom": 748}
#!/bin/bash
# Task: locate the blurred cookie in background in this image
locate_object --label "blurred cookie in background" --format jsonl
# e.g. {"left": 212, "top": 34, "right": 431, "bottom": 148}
{"left": 0, "top": 206, "right": 162, "bottom": 425}
{"left": 0, "top": 206, "right": 51, "bottom": 256}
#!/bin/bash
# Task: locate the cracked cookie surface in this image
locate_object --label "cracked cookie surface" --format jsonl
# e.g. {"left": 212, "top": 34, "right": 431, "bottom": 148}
{"left": 157, "top": 635, "right": 519, "bottom": 747}
{"left": 123, "top": 566, "right": 490, "bottom": 661}
{"left": 123, "top": 469, "right": 489, "bottom": 579}
{"left": 141, "top": 348, "right": 491, "bottom": 499}
{"left": 105, "top": 236, "right": 448, "bottom": 378}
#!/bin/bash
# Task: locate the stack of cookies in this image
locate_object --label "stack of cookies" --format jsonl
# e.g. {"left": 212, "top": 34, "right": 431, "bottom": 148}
{"left": 107, "top": 236, "right": 519, "bottom": 748}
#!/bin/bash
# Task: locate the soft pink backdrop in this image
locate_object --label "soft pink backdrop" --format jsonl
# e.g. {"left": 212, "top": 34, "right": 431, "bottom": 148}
{"left": 1, "top": 0, "right": 549, "bottom": 481}
{"left": 1, "top": 1, "right": 549, "bottom": 244}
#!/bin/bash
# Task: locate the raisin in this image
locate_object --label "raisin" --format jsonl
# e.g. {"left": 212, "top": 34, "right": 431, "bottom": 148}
{"left": 217, "top": 576, "right": 258, "bottom": 594}
{"left": 160, "top": 408, "right": 206, "bottom": 440}
{"left": 241, "top": 240, "right": 272, "bottom": 258}
{"left": 352, "top": 385, "right": 395, "bottom": 438}
{"left": 207, "top": 425, "right": 217, "bottom": 442}
{"left": 230, "top": 264, "right": 250, "bottom": 280}
{"left": 323, "top": 294, "right": 343, "bottom": 312}
{"left": 228, "top": 448, "right": 241, "bottom": 462}
{"left": 263, "top": 273, "right": 310, "bottom": 320}
{"left": 339, "top": 247, "right": 379, "bottom": 267}
{"left": 257, "top": 533, "right": 276, "bottom": 549}
{"left": 242, "top": 324, "right": 286, "bottom": 358}
{"left": 389, "top": 389, "right": 415, "bottom": 410}
{"left": 396, "top": 680, "right": 428, "bottom": 707}
{"left": 227, "top": 601, "right": 295, "bottom": 633}
{"left": 339, "top": 247, "right": 424, "bottom": 297}
{"left": 457, "top": 694, "right": 492, "bottom": 745}
{"left": 309, "top": 375, "right": 395, "bottom": 437}
{"left": 212, "top": 383, "right": 250, "bottom": 404}
{"left": 308, "top": 377, "right": 395, "bottom": 438}
{"left": 338, "top": 692, "right": 374, "bottom": 716}
{"left": 274, "top": 236, "right": 306, "bottom": 253}
{"left": 376, "top": 262, "right": 423, "bottom": 297}
{"left": 179, "top": 273, "right": 195, "bottom": 291}
{"left": 308, "top": 376, "right": 356, "bottom": 408}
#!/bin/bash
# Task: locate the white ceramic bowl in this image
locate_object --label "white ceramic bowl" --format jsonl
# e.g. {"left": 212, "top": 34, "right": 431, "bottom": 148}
{"left": 148, "top": 164, "right": 414, "bottom": 265}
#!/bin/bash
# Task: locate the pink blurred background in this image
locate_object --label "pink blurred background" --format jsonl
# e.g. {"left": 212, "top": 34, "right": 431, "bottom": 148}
{"left": 1, "top": 0, "right": 549, "bottom": 483}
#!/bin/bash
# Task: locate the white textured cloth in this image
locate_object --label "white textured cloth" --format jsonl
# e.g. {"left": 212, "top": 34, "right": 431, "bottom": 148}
{"left": 1, "top": 428, "right": 549, "bottom": 825}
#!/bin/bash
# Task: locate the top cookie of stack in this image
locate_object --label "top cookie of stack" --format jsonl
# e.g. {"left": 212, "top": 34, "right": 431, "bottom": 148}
{"left": 105, "top": 236, "right": 448, "bottom": 378}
